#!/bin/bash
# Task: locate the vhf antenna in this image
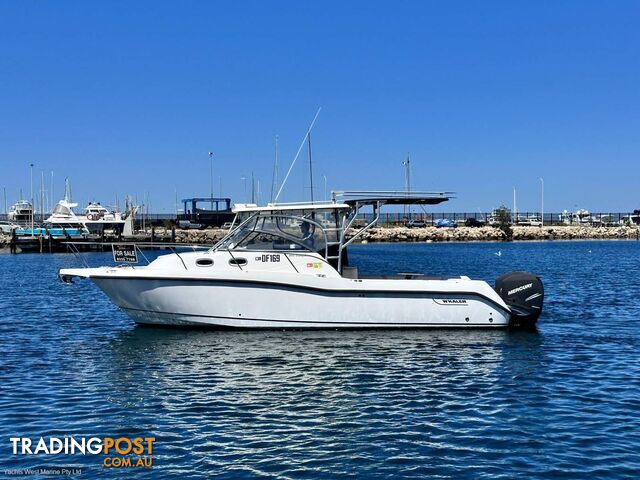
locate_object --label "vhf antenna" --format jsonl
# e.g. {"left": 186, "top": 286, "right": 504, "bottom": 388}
{"left": 274, "top": 107, "right": 322, "bottom": 203}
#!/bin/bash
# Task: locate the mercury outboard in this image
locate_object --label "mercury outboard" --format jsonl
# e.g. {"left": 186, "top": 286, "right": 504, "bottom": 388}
{"left": 495, "top": 272, "right": 544, "bottom": 329}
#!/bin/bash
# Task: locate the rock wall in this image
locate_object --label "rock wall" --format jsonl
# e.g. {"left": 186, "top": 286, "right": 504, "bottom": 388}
{"left": 167, "top": 225, "right": 640, "bottom": 245}
{"left": 173, "top": 228, "right": 228, "bottom": 245}
{"left": 354, "top": 226, "right": 640, "bottom": 243}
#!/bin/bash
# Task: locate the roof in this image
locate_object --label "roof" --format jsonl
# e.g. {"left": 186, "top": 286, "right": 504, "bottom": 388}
{"left": 233, "top": 201, "right": 351, "bottom": 213}
{"left": 232, "top": 191, "right": 454, "bottom": 213}
{"left": 333, "top": 190, "right": 454, "bottom": 206}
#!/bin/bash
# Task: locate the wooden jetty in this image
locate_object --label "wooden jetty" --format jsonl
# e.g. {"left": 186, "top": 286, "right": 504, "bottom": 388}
{"left": 9, "top": 227, "right": 180, "bottom": 254}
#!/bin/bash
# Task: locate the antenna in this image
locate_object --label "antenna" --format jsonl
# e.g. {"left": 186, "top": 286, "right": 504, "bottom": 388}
{"left": 64, "top": 178, "right": 72, "bottom": 202}
{"left": 270, "top": 135, "right": 279, "bottom": 203}
{"left": 274, "top": 107, "right": 322, "bottom": 202}
{"left": 308, "top": 131, "right": 314, "bottom": 203}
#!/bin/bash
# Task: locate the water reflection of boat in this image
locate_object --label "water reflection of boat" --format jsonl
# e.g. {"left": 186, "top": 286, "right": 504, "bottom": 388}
{"left": 61, "top": 191, "right": 544, "bottom": 329}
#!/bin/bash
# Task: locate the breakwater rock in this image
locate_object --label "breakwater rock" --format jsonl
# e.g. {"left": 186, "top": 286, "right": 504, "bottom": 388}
{"left": 168, "top": 225, "right": 640, "bottom": 245}
{"left": 174, "top": 228, "right": 228, "bottom": 245}
{"left": 353, "top": 226, "right": 640, "bottom": 243}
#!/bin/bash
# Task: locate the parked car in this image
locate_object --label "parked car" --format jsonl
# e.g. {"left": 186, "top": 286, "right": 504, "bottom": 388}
{"left": 178, "top": 220, "right": 204, "bottom": 229}
{"left": 405, "top": 219, "right": 427, "bottom": 228}
{"left": 464, "top": 218, "right": 485, "bottom": 227}
{"left": 434, "top": 219, "right": 457, "bottom": 228}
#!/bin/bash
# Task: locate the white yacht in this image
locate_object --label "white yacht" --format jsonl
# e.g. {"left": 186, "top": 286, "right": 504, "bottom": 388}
{"left": 560, "top": 209, "right": 592, "bottom": 226}
{"left": 60, "top": 191, "right": 544, "bottom": 329}
{"left": 45, "top": 180, "right": 125, "bottom": 233}
{"left": 7, "top": 200, "right": 33, "bottom": 224}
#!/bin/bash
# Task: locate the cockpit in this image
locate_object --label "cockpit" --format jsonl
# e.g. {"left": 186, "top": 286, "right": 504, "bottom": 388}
{"left": 215, "top": 208, "right": 343, "bottom": 257}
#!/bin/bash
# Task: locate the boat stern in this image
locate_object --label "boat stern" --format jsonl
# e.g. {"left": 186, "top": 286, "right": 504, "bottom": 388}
{"left": 495, "top": 271, "right": 544, "bottom": 329}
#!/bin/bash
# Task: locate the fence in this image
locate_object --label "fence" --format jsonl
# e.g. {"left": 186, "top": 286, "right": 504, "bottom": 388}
{"left": 356, "top": 212, "right": 635, "bottom": 226}
{"left": 1, "top": 212, "right": 637, "bottom": 227}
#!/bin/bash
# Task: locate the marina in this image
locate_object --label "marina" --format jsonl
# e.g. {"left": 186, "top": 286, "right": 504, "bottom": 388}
{"left": 2, "top": 1, "right": 639, "bottom": 478}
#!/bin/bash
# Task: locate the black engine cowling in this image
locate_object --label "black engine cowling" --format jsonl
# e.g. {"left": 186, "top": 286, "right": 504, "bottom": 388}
{"left": 495, "top": 271, "right": 544, "bottom": 329}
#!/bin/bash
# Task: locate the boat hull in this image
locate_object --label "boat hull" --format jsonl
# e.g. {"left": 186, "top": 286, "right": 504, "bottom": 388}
{"left": 92, "top": 277, "right": 512, "bottom": 329}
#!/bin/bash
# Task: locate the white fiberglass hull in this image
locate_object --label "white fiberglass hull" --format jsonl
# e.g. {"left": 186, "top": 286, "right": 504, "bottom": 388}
{"left": 87, "top": 274, "right": 512, "bottom": 329}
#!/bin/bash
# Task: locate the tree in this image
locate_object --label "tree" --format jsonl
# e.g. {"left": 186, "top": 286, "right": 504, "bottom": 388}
{"left": 495, "top": 205, "right": 513, "bottom": 241}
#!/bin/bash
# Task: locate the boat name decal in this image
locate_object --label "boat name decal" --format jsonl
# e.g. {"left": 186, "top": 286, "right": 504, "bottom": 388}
{"left": 434, "top": 299, "right": 468, "bottom": 305}
{"left": 507, "top": 283, "right": 533, "bottom": 296}
{"left": 255, "top": 254, "right": 281, "bottom": 263}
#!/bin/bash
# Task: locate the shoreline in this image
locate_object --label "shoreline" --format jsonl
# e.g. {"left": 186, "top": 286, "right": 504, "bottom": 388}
{"left": 2, "top": 225, "right": 639, "bottom": 252}
{"left": 171, "top": 225, "right": 640, "bottom": 244}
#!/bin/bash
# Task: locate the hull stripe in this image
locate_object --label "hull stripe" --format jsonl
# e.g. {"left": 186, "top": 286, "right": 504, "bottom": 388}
{"left": 122, "top": 307, "right": 508, "bottom": 327}
{"left": 92, "top": 275, "right": 511, "bottom": 315}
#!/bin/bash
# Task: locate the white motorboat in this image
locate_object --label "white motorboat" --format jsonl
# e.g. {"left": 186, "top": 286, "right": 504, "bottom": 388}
{"left": 60, "top": 191, "right": 544, "bottom": 329}
{"left": 7, "top": 200, "right": 33, "bottom": 224}
{"left": 0, "top": 221, "right": 20, "bottom": 234}
{"left": 560, "top": 208, "right": 592, "bottom": 226}
{"left": 45, "top": 180, "right": 125, "bottom": 233}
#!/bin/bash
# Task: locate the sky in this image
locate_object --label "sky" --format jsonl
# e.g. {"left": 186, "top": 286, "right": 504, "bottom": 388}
{"left": 0, "top": 1, "right": 638, "bottom": 214}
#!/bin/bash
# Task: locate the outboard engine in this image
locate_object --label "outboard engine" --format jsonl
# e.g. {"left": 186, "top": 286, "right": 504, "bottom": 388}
{"left": 495, "top": 272, "right": 544, "bottom": 329}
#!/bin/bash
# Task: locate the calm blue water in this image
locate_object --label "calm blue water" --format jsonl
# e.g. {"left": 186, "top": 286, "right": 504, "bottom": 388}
{"left": 1, "top": 241, "right": 640, "bottom": 479}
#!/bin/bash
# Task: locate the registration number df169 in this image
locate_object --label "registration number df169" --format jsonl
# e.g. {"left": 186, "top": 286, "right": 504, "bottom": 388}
{"left": 256, "top": 254, "right": 281, "bottom": 262}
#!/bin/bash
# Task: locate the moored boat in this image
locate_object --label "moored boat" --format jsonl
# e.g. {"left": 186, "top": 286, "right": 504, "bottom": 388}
{"left": 45, "top": 180, "right": 125, "bottom": 233}
{"left": 7, "top": 200, "right": 33, "bottom": 224}
{"left": 60, "top": 191, "right": 544, "bottom": 330}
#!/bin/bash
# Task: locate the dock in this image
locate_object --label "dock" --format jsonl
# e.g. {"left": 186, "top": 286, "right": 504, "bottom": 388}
{"left": 7, "top": 227, "right": 184, "bottom": 254}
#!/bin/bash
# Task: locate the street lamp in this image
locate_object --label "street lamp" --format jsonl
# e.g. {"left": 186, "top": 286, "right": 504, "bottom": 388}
{"left": 30, "top": 163, "right": 34, "bottom": 234}
{"left": 208, "top": 151, "right": 214, "bottom": 210}
{"left": 539, "top": 177, "right": 544, "bottom": 227}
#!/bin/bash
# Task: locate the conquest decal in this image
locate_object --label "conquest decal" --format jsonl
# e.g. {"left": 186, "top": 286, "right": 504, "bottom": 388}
{"left": 507, "top": 283, "right": 532, "bottom": 296}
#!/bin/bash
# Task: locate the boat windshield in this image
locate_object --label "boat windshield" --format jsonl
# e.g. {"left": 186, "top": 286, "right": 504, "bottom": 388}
{"left": 52, "top": 203, "right": 73, "bottom": 216}
{"left": 216, "top": 211, "right": 337, "bottom": 254}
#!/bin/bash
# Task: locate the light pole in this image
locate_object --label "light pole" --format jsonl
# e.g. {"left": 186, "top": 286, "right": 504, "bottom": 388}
{"left": 240, "top": 177, "right": 247, "bottom": 203}
{"left": 30, "top": 163, "right": 34, "bottom": 233}
{"left": 208, "top": 152, "right": 214, "bottom": 210}
{"left": 539, "top": 177, "right": 544, "bottom": 227}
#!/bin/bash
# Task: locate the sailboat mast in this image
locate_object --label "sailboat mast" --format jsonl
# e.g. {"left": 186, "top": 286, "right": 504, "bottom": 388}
{"left": 40, "top": 171, "right": 45, "bottom": 218}
{"left": 50, "top": 171, "right": 54, "bottom": 213}
{"left": 308, "top": 132, "right": 314, "bottom": 203}
{"left": 270, "top": 135, "right": 279, "bottom": 203}
{"left": 251, "top": 172, "right": 255, "bottom": 204}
